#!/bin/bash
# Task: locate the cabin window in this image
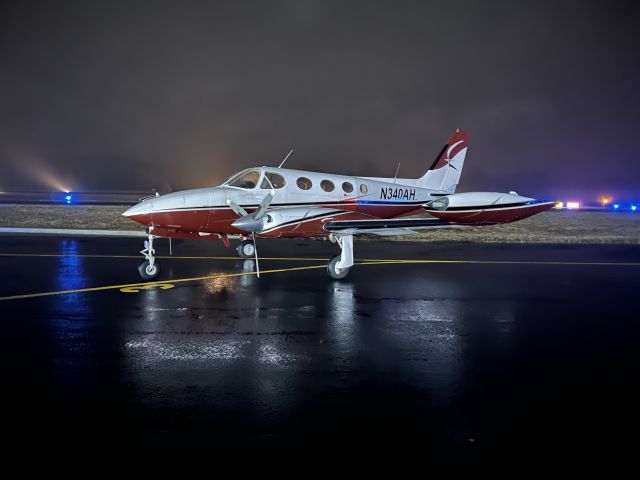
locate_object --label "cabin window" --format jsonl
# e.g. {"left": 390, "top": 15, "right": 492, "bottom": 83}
{"left": 360, "top": 184, "right": 368, "bottom": 194}
{"left": 320, "top": 179, "right": 335, "bottom": 192}
{"left": 342, "top": 182, "right": 354, "bottom": 193}
{"left": 225, "top": 169, "right": 261, "bottom": 189}
{"left": 296, "top": 177, "right": 313, "bottom": 190}
{"left": 260, "top": 172, "right": 286, "bottom": 189}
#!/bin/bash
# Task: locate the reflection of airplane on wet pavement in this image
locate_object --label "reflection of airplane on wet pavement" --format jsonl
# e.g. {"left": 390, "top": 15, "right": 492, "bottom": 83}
{"left": 123, "top": 130, "right": 554, "bottom": 280}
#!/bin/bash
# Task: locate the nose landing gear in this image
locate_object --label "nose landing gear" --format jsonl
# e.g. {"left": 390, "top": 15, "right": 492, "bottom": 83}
{"left": 138, "top": 233, "right": 161, "bottom": 280}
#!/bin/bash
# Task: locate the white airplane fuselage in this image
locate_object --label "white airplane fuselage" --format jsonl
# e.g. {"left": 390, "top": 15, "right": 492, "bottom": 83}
{"left": 124, "top": 167, "right": 435, "bottom": 238}
{"left": 124, "top": 169, "right": 551, "bottom": 240}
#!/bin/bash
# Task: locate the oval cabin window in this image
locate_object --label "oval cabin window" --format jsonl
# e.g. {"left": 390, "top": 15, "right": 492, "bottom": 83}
{"left": 342, "top": 182, "right": 354, "bottom": 193}
{"left": 320, "top": 180, "right": 335, "bottom": 192}
{"left": 360, "top": 184, "right": 368, "bottom": 194}
{"left": 296, "top": 177, "right": 312, "bottom": 190}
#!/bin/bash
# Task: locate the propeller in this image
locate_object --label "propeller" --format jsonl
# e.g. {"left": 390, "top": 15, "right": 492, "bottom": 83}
{"left": 228, "top": 189, "right": 275, "bottom": 278}
{"left": 228, "top": 189, "right": 274, "bottom": 233}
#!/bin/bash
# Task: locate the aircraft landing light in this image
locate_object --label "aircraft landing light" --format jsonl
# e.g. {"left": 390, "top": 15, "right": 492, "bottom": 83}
{"left": 566, "top": 201, "right": 581, "bottom": 209}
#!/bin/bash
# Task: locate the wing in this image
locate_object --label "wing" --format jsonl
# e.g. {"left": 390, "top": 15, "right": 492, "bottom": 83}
{"left": 323, "top": 217, "right": 458, "bottom": 236}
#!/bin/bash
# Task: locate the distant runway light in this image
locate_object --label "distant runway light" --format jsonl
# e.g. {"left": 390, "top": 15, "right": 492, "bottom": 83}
{"left": 65, "top": 193, "right": 72, "bottom": 204}
{"left": 554, "top": 201, "right": 564, "bottom": 209}
{"left": 599, "top": 196, "right": 612, "bottom": 206}
{"left": 613, "top": 203, "right": 620, "bottom": 209}
{"left": 632, "top": 205, "right": 637, "bottom": 212}
{"left": 566, "top": 201, "right": 581, "bottom": 210}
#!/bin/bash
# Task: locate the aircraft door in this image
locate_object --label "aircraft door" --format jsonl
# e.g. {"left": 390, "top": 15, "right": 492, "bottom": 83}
{"left": 204, "top": 188, "right": 226, "bottom": 232}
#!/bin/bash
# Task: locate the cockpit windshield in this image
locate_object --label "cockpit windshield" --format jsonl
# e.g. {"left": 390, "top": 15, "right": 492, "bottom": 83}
{"left": 223, "top": 169, "right": 261, "bottom": 189}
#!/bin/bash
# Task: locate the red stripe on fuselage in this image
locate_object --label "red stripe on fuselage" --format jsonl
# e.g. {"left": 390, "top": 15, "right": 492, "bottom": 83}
{"left": 126, "top": 202, "right": 423, "bottom": 238}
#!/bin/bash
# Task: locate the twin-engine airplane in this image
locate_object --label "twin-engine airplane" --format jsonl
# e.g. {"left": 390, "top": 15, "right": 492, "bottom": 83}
{"left": 123, "top": 130, "right": 554, "bottom": 280}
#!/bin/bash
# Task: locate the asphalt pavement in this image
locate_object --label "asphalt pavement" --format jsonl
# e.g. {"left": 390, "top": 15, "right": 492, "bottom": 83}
{"left": 0, "top": 235, "right": 638, "bottom": 470}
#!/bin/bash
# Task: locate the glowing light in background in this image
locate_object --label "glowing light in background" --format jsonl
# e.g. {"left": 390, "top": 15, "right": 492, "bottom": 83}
{"left": 29, "top": 164, "right": 71, "bottom": 192}
{"left": 566, "top": 201, "right": 581, "bottom": 210}
{"left": 613, "top": 203, "right": 620, "bottom": 209}
{"left": 599, "top": 196, "right": 612, "bottom": 206}
{"left": 65, "top": 193, "right": 72, "bottom": 204}
{"left": 632, "top": 205, "right": 637, "bottom": 212}
{"left": 10, "top": 153, "right": 71, "bottom": 192}
{"left": 554, "top": 201, "right": 564, "bottom": 209}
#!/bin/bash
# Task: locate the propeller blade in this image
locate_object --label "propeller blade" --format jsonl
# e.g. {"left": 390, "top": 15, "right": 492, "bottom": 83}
{"left": 227, "top": 199, "right": 248, "bottom": 217}
{"left": 254, "top": 189, "right": 274, "bottom": 220}
{"left": 253, "top": 236, "right": 260, "bottom": 278}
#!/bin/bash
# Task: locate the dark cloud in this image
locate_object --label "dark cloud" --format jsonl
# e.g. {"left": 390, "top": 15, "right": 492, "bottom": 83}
{"left": 1, "top": 0, "right": 639, "bottom": 199}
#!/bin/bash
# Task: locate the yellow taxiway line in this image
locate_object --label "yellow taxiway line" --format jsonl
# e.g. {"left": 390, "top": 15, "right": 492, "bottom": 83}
{"left": 0, "top": 264, "right": 328, "bottom": 301}
{"left": 1, "top": 256, "right": 639, "bottom": 302}
{"left": 1, "top": 252, "right": 639, "bottom": 267}
{"left": 0, "top": 253, "right": 328, "bottom": 261}
{"left": 358, "top": 259, "right": 640, "bottom": 266}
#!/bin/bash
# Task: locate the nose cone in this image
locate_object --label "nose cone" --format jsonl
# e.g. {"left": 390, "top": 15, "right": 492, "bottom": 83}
{"left": 122, "top": 202, "right": 147, "bottom": 217}
{"left": 122, "top": 199, "right": 154, "bottom": 225}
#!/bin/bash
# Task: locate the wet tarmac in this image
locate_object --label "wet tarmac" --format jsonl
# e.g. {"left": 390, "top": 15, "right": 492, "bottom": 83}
{"left": 0, "top": 235, "right": 639, "bottom": 469}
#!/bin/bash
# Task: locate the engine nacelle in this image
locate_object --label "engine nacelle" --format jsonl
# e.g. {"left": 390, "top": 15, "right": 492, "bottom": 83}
{"left": 233, "top": 207, "right": 339, "bottom": 234}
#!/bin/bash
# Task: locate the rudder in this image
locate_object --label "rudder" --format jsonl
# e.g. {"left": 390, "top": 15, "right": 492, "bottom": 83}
{"left": 417, "top": 130, "right": 469, "bottom": 193}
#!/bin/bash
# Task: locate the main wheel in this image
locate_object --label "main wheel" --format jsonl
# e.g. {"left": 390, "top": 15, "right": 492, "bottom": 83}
{"left": 138, "top": 259, "right": 161, "bottom": 280}
{"left": 327, "top": 254, "right": 349, "bottom": 280}
{"left": 236, "top": 240, "right": 256, "bottom": 259}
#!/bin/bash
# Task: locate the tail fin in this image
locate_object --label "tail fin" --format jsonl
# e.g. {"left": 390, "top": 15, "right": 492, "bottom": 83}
{"left": 417, "top": 130, "right": 469, "bottom": 193}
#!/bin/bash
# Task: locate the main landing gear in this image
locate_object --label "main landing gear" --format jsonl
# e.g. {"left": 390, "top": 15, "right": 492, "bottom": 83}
{"left": 327, "top": 234, "right": 354, "bottom": 280}
{"left": 138, "top": 233, "right": 161, "bottom": 280}
{"left": 233, "top": 234, "right": 355, "bottom": 280}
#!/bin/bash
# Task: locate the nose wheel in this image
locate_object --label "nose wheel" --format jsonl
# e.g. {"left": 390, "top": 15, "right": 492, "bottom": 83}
{"left": 138, "top": 259, "right": 161, "bottom": 280}
{"left": 138, "top": 233, "right": 161, "bottom": 280}
{"left": 236, "top": 239, "right": 256, "bottom": 259}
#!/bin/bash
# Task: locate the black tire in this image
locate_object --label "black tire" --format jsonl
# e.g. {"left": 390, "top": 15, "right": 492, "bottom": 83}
{"left": 236, "top": 240, "right": 255, "bottom": 259}
{"left": 138, "top": 260, "right": 160, "bottom": 280}
{"left": 327, "top": 254, "right": 349, "bottom": 280}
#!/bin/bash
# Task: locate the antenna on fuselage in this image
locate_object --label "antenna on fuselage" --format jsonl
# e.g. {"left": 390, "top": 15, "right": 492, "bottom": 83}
{"left": 278, "top": 149, "right": 294, "bottom": 168}
{"left": 393, "top": 162, "right": 401, "bottom": 184}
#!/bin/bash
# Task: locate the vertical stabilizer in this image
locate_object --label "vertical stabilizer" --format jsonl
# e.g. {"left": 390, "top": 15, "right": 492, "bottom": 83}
{"left": 417, "top": 130, "right": 469, "bottom": 193}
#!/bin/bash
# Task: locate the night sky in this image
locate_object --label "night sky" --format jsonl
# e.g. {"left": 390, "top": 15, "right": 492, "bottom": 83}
{"left": 1, "top": 0, "right": 639, "bottom": 199}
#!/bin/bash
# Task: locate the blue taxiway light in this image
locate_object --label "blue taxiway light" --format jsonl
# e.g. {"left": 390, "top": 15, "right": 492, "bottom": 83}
{"left": 65, "top": 194, "right": 72, "bottom": 204}
{"left": 632, "top": 205, "right": 637, "bottom": 212}
{"left": 613, "top": 203, "right": 620, "bottom": 209}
